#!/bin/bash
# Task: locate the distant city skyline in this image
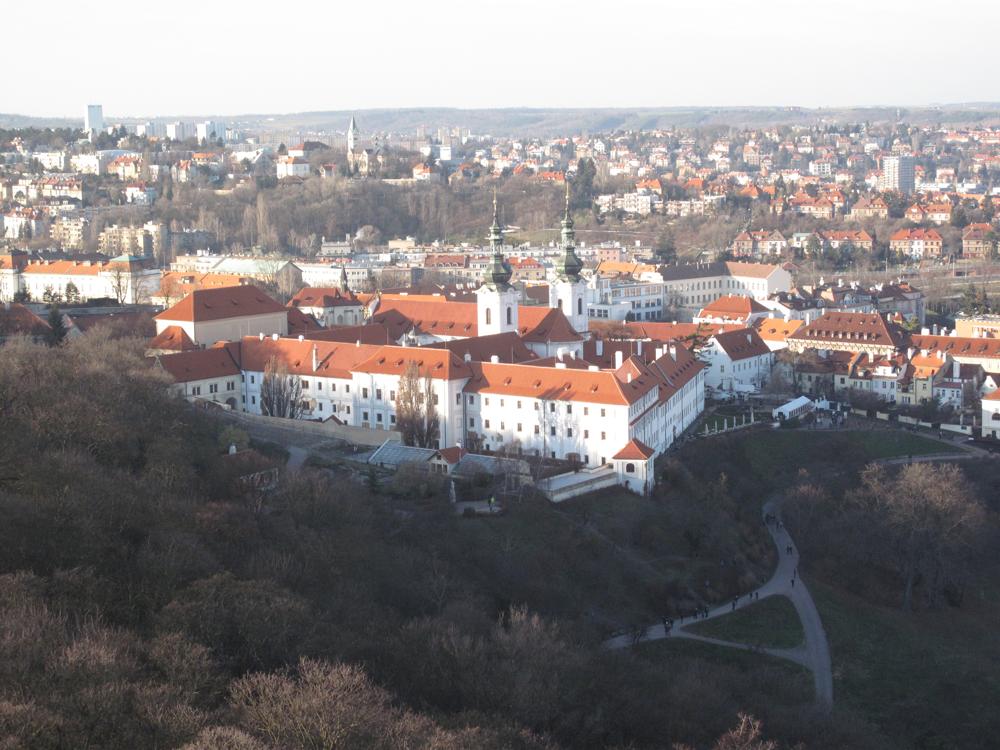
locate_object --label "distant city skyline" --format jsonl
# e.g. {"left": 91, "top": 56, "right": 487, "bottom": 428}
{"left": 6, "top": 0, "right": 999, "bottom": 119}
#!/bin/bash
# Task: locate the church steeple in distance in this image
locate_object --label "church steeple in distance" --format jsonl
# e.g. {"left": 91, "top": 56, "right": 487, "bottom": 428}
{"left": 555, "top": 180, "right": 583, "bottom": 281}
{"left": 347, "top": 116, "right": 358, "bottom": 152}
{"left": 485, "top": 188, "right": 512, "bottom": 289}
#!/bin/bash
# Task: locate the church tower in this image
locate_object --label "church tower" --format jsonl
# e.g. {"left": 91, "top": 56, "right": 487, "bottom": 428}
{"left": 549, "top": 182, "right": 588, "bottom": 334}
{"left": 347, "top": 116, "right": 358, "bottom": 153}
{"left": 476, "top": 191, "right": 519, "bottom": 336}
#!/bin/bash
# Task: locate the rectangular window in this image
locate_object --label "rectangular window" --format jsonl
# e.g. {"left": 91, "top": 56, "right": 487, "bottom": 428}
{"left": 390, "top": 415, "right": 396, "bottom": 424}
{"left": 484, "top": 419, "right": 490, "bottom": 429}
{"left": 317, "top": 382, "right": 322, "bottom": 390}
{"left": 390, "top": 390, "right": 395, "bottom": 401}
{"left": 485, "top": 397, "right": 490, "bottom": 406}
{"left": 601, "top": 431, "right": 606, "bottom": 440}
{"left": 456, "top": 392, "right": 461, "bottom": 404}
{"left": 584, "top": 429, "right": 589, "bottom": 438}
{"left": 251, "top": 395, "right": 256, "bottom": 405}
{"left": 550, "top": 426, "right": 556, "bottom": 436}
{"left": 345, "top": 384, "right": 350, "bottom": 393}
{"left": 567, "top": 428, "right": 573, "bottom": 437}
{"left": 550, "top": 403, "right": 556, "bottom": 413}
{"left": 500, "top": 399, "right": 505, "bottom": 407}
{"left": 468, "top": 395, "right": 474, "bottom": 405}
{"left": 302, "top": 380, "right": 309, "bottom": 389}
{"left": 433, "top": 394, "right": 439, "bottom": 405}
{"left": 566, "top": 404, "right": 572, "bottom": 414}
{"left": 250, "top": 375, "right": 255, "bottom": 384}
{"left": 363, "top": 387, "right": 369, "bottom": 398}
{"left": 469, "top": 418, "right": 475, "bottom": 427}
{"left": 376, "top": 413, "right": 383, "bottom": 423}
{"left": 517, "top": 400, "right": 522, "bottom": 409}
{"left": 227, "top": 381, "right": 234, "bottom": 391}
{"left": 363, "top": 411, "right": 369, "bottom": 421}
{"left": 517, "top": 423, "right": 522, "bottom": 432}
{"left": 534, "top": 425, "right": 540, "bottom": 434}
{"left": 376, "top": 388, "right": 382, "bottom": 400}
{"left": 500, "top": 422, "right": 505, "bottom": 430}
{"left": 584, "top": 407, "right": 589, "bottom": 416}
{"left": 318, "top": 403, "right": 323, "bottom": 411}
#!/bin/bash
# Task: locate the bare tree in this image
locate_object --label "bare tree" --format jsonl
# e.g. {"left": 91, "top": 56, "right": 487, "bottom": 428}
{"left": 847, "top": 462, "right": 988, "bottom": 610}
{"left": 395, "top": 360, "right": 440, "bottom": 448}
{"left": 107, "top": 264, "right": 136, "bottom": 305}
{"left": 260, "top": 355, "right": 303, "bottom": 419}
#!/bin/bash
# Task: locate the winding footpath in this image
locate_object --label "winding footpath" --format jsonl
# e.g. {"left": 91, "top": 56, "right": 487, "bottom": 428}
{"left": 604, "top": 499, "right": 834, "bottom": 712}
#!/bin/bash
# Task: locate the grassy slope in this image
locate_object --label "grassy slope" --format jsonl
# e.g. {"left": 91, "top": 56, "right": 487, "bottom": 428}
{"left": 687, "top": 595, "right": 804, "bottom": 650}
{"left": 811, "top": 579, "right": 1000, "bottom": 750}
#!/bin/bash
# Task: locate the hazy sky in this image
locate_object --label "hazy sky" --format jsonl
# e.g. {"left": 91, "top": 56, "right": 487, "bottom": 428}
{"left": 9, "top": 0, "right": 998, "bottom": 119}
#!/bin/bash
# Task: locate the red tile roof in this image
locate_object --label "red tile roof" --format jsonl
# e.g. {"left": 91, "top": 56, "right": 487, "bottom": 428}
{"left": 613, "top": 438, "right": 655, "bottom": 460}
{"left": 155, "top": 285, "right": 286, "bottom": 323}
{"left": 149, "top": 325, "right": 198, "bottom": 352}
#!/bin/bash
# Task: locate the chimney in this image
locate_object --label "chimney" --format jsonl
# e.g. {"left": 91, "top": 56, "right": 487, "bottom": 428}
{"left": 668, "top": 344, "right": 677, "bottom": 360}
{"left": 490, "top": 354, "right": 500, "bottom": 363}
{"left": 463, "top": 352, "right": 472, "bottom": 362}
{"left": 258, "top": 332, "right": 264, "bottom": 341}
{"left": 557, "top": 346, "right": 567, "bottom": 361}
{"left": 907, "top": 347, "right": 914, "bottom": 359}
{"left": 228, "top": 443, "right": 237, "bottom": 455}
{"left": 298, "top": 334, "right": 304, "bottom": 341}
{"left": 655, "top": 347, "right": 663, "bottom": 360}
{"left": 311, "top": 343, "right": 319, "bottom": 372}
{"left": 614, "top": 350, "right": 624, "bottom": 369}
{"left": 627, "top": 373, "right": 632, "bottom": 383}
{"left": 556, "top": 362, "right": 567, "bottom": 369}
{"left": 271, "top": 333, "right": 279, "bottom": 341}
{"left": 588, "top": 365, "right": 599, "bottom": 371}
{"left": 953, "top": 360, "right": 960, "bottom": 379}
{"left": 595, "top": 339, "right": 604, "bottom": 356}
{"left": 637, "top": 340, "right": 643, "bottom": 355}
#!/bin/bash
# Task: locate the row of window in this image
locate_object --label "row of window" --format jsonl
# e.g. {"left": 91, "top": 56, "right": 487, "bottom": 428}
{"left": 477, "top": 419, "right": 607, "bottom": 441}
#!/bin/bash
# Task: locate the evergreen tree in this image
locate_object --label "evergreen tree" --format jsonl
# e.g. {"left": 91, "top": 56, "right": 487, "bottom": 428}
{"left": 46, "top": 306, "right": 68, "bottom": 346}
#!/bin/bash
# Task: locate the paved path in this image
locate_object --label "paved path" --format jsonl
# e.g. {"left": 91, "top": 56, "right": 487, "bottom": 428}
{"left": 605, "top": 500, "right": 834, "bottom": 712}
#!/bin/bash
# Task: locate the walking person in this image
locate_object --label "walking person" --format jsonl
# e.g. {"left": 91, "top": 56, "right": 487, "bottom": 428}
{"left": 791, "top": 577, "right": 795, "bottom": 588}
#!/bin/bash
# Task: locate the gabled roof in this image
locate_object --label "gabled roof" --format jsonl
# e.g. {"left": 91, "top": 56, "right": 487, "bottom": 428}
{"left": 788, "top": 311, "right": 903, "bottom": 348}
{"left": 0, "top": 303, "right": 50, "bottom": 337}
{"left": 287, "top": 307, "right": 323, "bottom": 335}
{"left": 613, "top": 438, "right": 655, "bottom": 460}
{"left": 753, "top": 316, "right": 804, "bottom": 342}
{"left": 426, "top": 331, "right": 536, "bottom": 363}
{"left": 239, "top": 336, "right": 381, "bottom": 378}
{"left": 148, "top": 325, "right": 198, "bottom": 352}
{"left": 155, "top": 285, "right": 286, "bottom": 323}
{"left": 697, "top": 294, "right": 768, "bottom": 317}
{"left": 712, "top": 328, "right": 771, "bottom": 361}
{"left": 354, "top": 345, "right": 472, "bottom": 380}
{"left": 288, "top": 287, "right": 360, "bottom": 309}
{"left": 463, "top": 361, "right": 645, "bottom": 405}
{"left": 155, "top": 345, "right": 241, "bottom": 383}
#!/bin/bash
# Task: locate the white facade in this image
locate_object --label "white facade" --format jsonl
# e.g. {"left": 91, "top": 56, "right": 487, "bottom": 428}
{"left": 476, "top": 284, "right": 519, "bottom": 336}
{"left": 155, "top": 311, "right": 288, "bottom": 347}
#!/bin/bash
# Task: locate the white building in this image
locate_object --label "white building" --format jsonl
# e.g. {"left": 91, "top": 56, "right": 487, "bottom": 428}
{"left": 880, "top": 155, "right": 915, "bottom": 194}
{"left": 701, "top": 328, "right": 774, "bottom": 394}
{"left": 661, "top": 261, "right": 792, "bottom": 312}
{"left": 983, "top": 391, "right": 1000, "bottom": 439}
{"left": 276, "top": 156, "right": 311, "bottom": 179}
{"left": 154, "top": 285, "right": 289, "bottom": 346}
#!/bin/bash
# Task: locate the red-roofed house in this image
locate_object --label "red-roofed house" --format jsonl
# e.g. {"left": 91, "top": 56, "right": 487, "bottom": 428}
{"left": 154, "top": 285, "right": 288, "bottom": 346}
{"left": 701, "top": 328, "right": 774, "bottom": 394}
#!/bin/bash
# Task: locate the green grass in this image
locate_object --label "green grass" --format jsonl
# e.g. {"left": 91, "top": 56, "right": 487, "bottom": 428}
{"left": 812, "top": 578, "right": 1000, "bottom": 749}
{"left": 687, "top": 595, "right": 804, "bottom": 649}
{"left": 738, "top": 430, "right": 953, "bottom": 484}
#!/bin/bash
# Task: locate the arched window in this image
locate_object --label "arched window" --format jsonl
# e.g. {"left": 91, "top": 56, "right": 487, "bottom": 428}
{"left": 485, "top": 308, "right": 491, "bottom": 325}
{"left": 577, "top": 297, "right": 583, "bottom": 315}
{"left": 506, "top": 306, "right": 512, "bottom": 325}
{"left": 625, "top": 463, "right": 636, "bottom": 473}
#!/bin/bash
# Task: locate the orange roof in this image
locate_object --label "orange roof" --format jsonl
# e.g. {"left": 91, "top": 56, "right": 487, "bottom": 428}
{"left": 287, "top": 307, "right": 322, "bottom": 335}
{"left": 288, "top": 287, "right": 360, "bottom": 308}
{"left": 149, "top": 325, "right": 198, "bottom": 352}
{"left": 239, "top": 337, "right": 381, "bottom": 379}
{"left": 697, "top": 294, "right": 768, "bottom": 317}
{"left": 788, "top": 312, "right": 903, "bottom": 349}
{"left": 613, "top": 438, "right": 655, "bottom": 460}
{"left": 22, "top": 260, "right": 103, "bottom": 276}
{"left": 463, "top": 361, "right": 646, "bottom": 405}
{"left": 155, "top": 345, "right": 241, "bottom": 383}
{"left": 753, "top": 317, "right": 804, "bottom": 342}
{"left": 724, "top": 261, "right": 782, "bottom": 279}
{"left": 353, "top": 345, "right": 472, "bottom": 380}
{"left": 426, "top": 331, "right": 536, "bottom": 363}
{"left": 155, "top": 285, "right": 286, "bottom": 323}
